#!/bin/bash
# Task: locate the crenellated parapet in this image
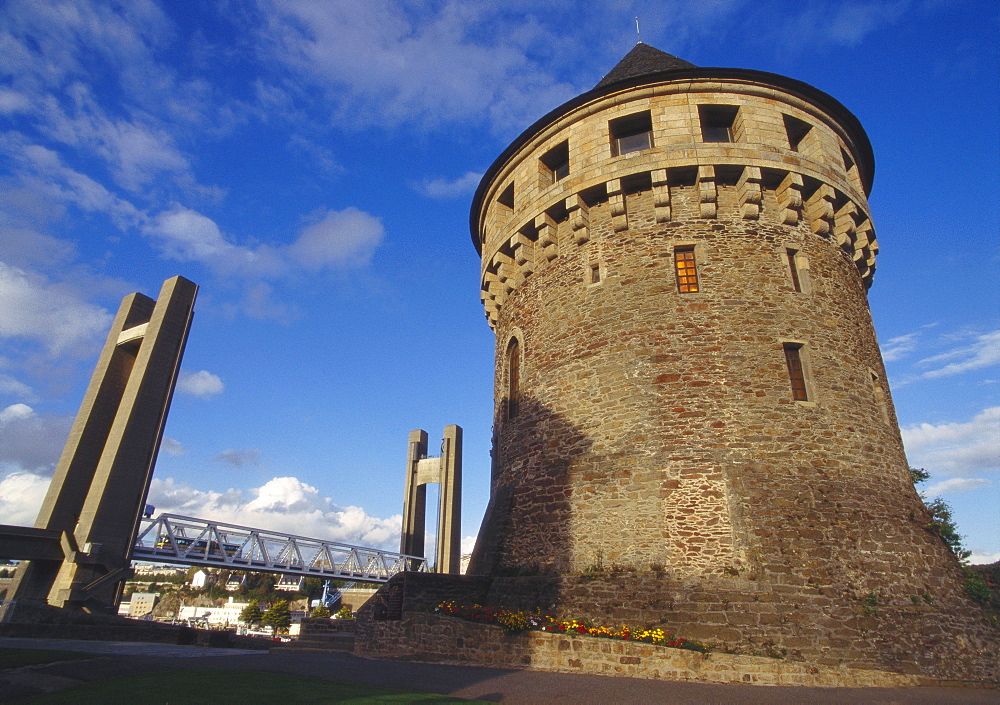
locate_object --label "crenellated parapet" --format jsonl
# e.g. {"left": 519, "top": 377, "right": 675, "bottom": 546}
{"left": 479, "top": 163, "right": 876, "bottom": 328}
{"left": 473, "top": 76, "right": 877, "bottom": 328}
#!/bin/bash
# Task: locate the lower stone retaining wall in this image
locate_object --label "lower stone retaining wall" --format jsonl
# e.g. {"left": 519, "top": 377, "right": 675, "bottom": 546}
{"left": 357, "top": 612, "right": 921, "bottom": 688}
{"left": 355, "top": 573, "right": 999, "bottom": 685}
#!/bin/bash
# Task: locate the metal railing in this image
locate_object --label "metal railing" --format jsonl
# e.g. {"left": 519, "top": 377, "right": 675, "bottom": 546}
{"left": 132, "top": 514, "right": 426, "bottom": 583}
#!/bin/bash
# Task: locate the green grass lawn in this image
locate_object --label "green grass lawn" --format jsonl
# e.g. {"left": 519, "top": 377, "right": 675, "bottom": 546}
{"left": 12, "top": 669, "right": 479, "bottom": 704}
{"left": 0, "top": 649, "right": 94, "bottom": 670}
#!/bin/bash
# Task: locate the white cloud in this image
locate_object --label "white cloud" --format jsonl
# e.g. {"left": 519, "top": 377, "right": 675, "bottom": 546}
{"left": 258, "top": 1, "right": 577, "bottom": 131}
{"left": 213, "top": 448, "right": 261, "bottom": 469}
{"left": 968, "top": 550, "right": 1000, "bottom": 566}
{"left": 0, "top": 469, "right": 50, "bottom": 526}
{"left": 288, "top": 208, "right": 384, "bottom": 270}
{"left": 142, "top": 204, "right": 235, "bottom": 262}
{"left": 0, "top": 88, "right": 30, "bottom": 113}
{"left": 240, "top": 282, "right": 299, "bottom": 323}
{"left": 143, "top": 204, "right": 385, "bottom": 278}
{"left": 922, "top": 477, "right": 991, "bottom": 496}
{"left": 901, "top": 407, "right": 1000, "bottom": 476}
{"left": 920, "top": 330, "right": 1000, "bottom": 379}
{"left": 0, "top": 374, "right": 35, "bottom": 401}
{"left": 159, "top": 437, "right": 185, "bottom": 456}
{"left": 147, "top": 476, "right": 403, "bottom": 551}
{"left": 176, "top": 369, "right": 224, "bottom": 400}
{"left": 751, "top": 0, "right": 912, "bottom": 51}
{"left": 461, "top": 534, "right": 478, "bottom": 556}
{"left": 0, "top": 403, "right": 73, "bottom": 473}
{"left": 826, "top": 1, "right": 910, "bottom": 46}
{"left": 881, "top": 332, "right": 919, "bottom": 362}
{"left": 5, "top": 139, "right": 144, "bottom": 229}
{"left": 415, "top": 171, "right": 483, "bottom": 199}
{"left": 0, "top": 262, "right": 112, "bottom": 356}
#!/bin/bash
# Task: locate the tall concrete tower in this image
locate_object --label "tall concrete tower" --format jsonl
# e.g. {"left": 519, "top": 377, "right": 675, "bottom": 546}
{"left": 467, "top": 45, "right": 996, "bottom": 678}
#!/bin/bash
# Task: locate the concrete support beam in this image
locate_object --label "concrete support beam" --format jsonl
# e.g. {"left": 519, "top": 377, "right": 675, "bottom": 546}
{"left": 8, "top": 276, "right": 197, "bottom": 613}
{"left": 400, "top": 425, "right": 463, "bottom": 574}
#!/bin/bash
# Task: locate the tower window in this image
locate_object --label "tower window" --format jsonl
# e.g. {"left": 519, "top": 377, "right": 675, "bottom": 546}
{"left": 786, "top": 248, "right": 802, "bottom": 292}
{"left": 506, "top": 338, "right": 520, "bottom": 420}
{"left": 841, "top": 148, "right": 855, "bottom": 172}
{"left": 497, "top": 182, "right": 514, "bottom": 210}
{"left": 698, "top": 105, "right": 739, "bottom": 143}
{"left": 587, "top": 261, "right": 602, "bottom": 284}
{"left": 870, "top": 371, "right": 890, "bottom": 423}
{"left": 783, "top": 114, "right": 813, "bottom": 152}
{"left": 783, "top": 343, "right": 809, "bottom": 401}
{"left": 610, "top": 111, "right": 653, "bottom": 156}
{"left": 540, "top": 140, "right": 569, "bottom": 183}
{"left": 674, "top": 246, "right": 699, "bottom": 293}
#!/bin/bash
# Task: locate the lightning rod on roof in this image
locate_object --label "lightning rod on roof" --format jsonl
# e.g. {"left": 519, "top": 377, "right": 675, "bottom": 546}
{"left": 635, "top": 16, "right": 641, "bottom": 44}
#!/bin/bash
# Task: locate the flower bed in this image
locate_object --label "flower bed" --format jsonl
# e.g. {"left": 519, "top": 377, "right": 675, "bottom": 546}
{"left": 434, "top": 601, "right": 711, "bottom": 652}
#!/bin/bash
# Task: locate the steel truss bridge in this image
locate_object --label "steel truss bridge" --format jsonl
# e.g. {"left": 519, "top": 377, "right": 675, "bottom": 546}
{"left": 132, "top": 514, "right": 426, "bottom": 584}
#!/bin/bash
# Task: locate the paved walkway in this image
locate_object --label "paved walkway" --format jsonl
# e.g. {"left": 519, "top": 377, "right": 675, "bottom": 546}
{"left": 1, "top": 637, "right": 996, "bottom": 704}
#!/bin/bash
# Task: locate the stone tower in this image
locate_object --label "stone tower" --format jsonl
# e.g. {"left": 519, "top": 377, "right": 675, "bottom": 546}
{"left": 467, "top": 44, "right": 997, "bottom": 678}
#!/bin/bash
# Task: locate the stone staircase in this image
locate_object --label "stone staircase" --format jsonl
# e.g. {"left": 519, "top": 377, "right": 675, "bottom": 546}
{"left": 271, "top": 617, "right": 356, "bottom": 653}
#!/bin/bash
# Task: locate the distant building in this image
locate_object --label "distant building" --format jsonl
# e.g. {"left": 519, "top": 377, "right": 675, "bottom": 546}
{"left": 178, "top": 596, "right": 249, "bottom": 627}
{"left": 275, "top": 575, "right": 303, "bottom": 592}
{"left": 126, "top": 592, "right": 158, "bottom": 617}
{"left": 189, "top": 569, "right": 208, "bottom": 588}
{"left": 224, "top": 574, "right": 245, "bottom": 592}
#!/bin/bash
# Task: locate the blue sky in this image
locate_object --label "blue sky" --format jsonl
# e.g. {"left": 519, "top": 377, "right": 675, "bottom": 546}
{"left": 0, "top": 1, "right": 997, "bottom": 564}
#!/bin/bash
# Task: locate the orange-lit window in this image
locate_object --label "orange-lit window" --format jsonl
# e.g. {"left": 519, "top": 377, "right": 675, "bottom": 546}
{"left": 506, "top": 338, "right": 520, "bottom": 420}
{"left": 674, "top": 247, "right": 699, "bottom": 293}
{"left": 783, "top": 343, "right": 809, "bottom": 401}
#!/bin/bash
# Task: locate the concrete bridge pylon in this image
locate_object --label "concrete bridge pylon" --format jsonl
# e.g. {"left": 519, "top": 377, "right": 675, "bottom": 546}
{"left": 8, "top": 276, "right": 197, "bottom": 613}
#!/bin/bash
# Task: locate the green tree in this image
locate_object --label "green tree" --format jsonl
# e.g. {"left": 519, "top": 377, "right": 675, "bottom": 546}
{"left": 300, "top": 577, "right": 323, "bottom": 598}
{"left": 911, "top": 467, "right": 970, "bottom": 561}
{"left": 262, "top": 600, "right": 292, "bottom": 633}
{"left": 309, "top": 605, "right": 331, "bottom": 618}
{"left": 240, "top": 600, "right": 263, "bottom": 625}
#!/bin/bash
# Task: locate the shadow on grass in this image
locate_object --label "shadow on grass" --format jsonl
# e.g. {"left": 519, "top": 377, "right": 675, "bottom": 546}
{"left": 14, "top": 670, "right": 481, "bottom": 704}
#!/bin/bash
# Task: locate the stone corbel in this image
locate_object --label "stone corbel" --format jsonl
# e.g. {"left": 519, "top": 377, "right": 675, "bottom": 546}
{"left": 853, "top": 217, "right": 873, "bottom": 252}
{"left": 607, "top": 178, "right": 628, "bottom": 232}
{"left": 535, "top": 213, "right": 559, "bottom": 262}
{"left": 566, "top": 193, "right": 591, "bottom": 244}
{"left": 511, "top": 232, "right": 535, "bottom": 283}
{"left": 834, "top": 201, "right": 857, "bottom": 249}
{"left": 698, "top": 166, "right": 717, "bottom": 219}
{"left": 651, "top": 169, "right": 671, "bottom": 223}
{"left": 738, "top": 166, "right": 762, "bottom": 220}
{"left": 776, "top": 172, "right": 804, "bottom": 225}
{"left": 804, "top": 183, "right": 835, "bottom": 237}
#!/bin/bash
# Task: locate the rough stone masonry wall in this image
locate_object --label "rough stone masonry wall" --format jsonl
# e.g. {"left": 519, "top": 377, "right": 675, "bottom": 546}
{"left": 357, "top": 573, "right": 998, "bottom": 682}
{"left": 357, "top": 611, "right": 924, "bottom": 688}
{"left": 483, "top": 181, "right": 912, "bottom": 577}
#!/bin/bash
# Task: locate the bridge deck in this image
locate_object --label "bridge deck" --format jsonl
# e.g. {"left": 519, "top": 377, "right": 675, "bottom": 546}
{"left": 132, "top": 514, "right": 426, "bottom": 583}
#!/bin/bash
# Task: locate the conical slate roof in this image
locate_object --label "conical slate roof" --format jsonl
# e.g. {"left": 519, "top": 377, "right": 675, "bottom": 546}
{"left": 595, "top": 42, "right": 698, "bottom": 89}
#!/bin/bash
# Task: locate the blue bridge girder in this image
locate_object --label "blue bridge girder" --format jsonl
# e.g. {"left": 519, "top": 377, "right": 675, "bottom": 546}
{"left": 132, "top": 514, "right": 426, "bottom": 583}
